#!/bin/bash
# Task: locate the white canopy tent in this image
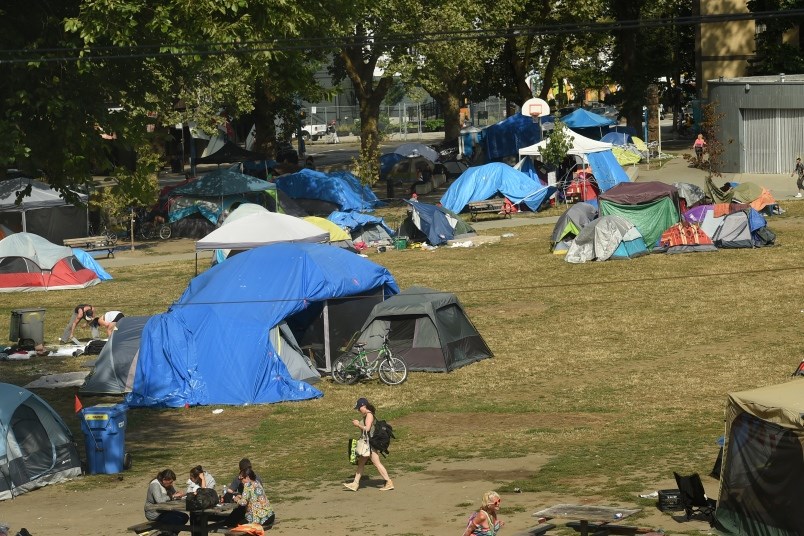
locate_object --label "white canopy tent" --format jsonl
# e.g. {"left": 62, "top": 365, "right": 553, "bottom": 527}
{"left": 194, "top": 206, "right": 329, "bottom": 272}
{"left": 519, "top": 129, "right": 613, "bottom": 157}
{"left": 0, "top": 177, "right": 88, "bottom": 243}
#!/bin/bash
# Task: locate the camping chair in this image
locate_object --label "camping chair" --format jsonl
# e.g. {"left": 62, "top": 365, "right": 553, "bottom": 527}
{"left": 673, "top": 472, "right": 716, "bottom": 523}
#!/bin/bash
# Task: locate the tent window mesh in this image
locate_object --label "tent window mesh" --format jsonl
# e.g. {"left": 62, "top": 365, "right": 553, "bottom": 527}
{"left": 0, "top": 256, "right": 31, "bottom": 274}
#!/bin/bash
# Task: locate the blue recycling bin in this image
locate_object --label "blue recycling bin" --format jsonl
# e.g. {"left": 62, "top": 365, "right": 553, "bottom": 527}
{"left": 80, "top": 403, "right": 127, "bottom": 474}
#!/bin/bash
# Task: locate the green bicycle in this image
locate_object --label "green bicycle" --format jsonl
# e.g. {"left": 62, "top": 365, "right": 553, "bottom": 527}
{"left": 331, "top": 334, "right": 408, "bottom": 386}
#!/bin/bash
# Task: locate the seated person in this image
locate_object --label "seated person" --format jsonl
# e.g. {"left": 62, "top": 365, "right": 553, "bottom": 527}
{"left": 144, "top": 469, "right": 187, "bottom": 527}
{"left": 91, "top": 311, "right": 125, "bottom": 338}
{"left": 234, "top": 469, "right": 274, "bottom": 527}
{"left": 187, "top": 465, "right": 216, "bottom": 494}
{"left": 224, "top": 458, "right": 263, "bottom": 527}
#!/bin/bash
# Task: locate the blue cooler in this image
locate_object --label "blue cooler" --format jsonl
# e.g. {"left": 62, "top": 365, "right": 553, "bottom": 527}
{"left": 80, "top": 403, "right": 127, "bottom": 474}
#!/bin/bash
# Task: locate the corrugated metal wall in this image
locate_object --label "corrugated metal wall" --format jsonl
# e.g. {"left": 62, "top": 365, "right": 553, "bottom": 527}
{"left": 743, "top": 108, "right": 804, "bottom": 173}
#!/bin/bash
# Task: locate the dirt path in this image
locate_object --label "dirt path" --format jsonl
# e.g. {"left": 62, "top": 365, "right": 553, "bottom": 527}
{"left": 0, "top": 453, "right": 710, "bottom": 535}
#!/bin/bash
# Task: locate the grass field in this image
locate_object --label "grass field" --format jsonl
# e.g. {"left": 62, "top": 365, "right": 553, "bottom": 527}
{"left": 2, "top": 201, "right": 803, "bottom": 525}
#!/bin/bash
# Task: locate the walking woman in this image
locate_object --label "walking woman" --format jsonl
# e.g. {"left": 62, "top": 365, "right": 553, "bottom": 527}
{"left": 461, "top": 491, "right": 505, "bottom": 536}
{"left": 343, "top": 397, "right": 394, "bottom": 491}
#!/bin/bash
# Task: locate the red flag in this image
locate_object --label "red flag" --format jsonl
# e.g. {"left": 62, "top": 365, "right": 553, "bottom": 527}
{"left": 74, "top": 394, "right": 83, "bottom": 414}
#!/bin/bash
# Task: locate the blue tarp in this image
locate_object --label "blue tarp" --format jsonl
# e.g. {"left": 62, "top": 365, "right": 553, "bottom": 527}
{"left": 587, "top": 151, "right": 631, "bottom": 191}
{"left": 562, "top": 109, "right": 616, "bottom": 128}
{"left": 379, "top": 153, "right": 406, "bottom": 179}
{"left": 127, "top": 243, "right": 399, "bottom": 407}
{"left": 482, "top": 114, "right": 543, "bottom": 161}
{"left": 72, "top": 249, "right": 113, "bottom": 280}
{"left": 440, "top": 163, "right": 556, "bottom": 213}
{"left": 276, "top": 169, "right": 382, "bottom": 212}
{"left": 328, "top": 211, "right": 395, "bottom": 237}
{"left": 600, "top": 132, "right": 633, "bottom": 146}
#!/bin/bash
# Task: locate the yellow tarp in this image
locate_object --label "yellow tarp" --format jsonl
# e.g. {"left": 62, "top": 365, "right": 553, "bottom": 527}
{"left": 304, "top": 216, "right": 351, "bottom": 242}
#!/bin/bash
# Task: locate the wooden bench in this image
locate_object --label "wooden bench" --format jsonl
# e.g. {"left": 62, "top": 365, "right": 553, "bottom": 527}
{"left": 63, "top": 235, "right": 116, "bottom": 258}
{"left": 512, "top": 522, "right": 557, "bottom": 535}
{"left": 127, "top": 520, "right": 191, "bottom": 534}
{"left": 566, "top": 521, "right": 640, "bottom": 535}
{"left": 466, "top": 199, "right": 512, "bottom": 222}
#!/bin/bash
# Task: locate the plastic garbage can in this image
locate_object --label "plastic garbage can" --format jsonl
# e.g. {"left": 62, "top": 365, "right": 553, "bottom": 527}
{"left": 9, "top": 308, "right": 45, "bottom": 346}
{"left": 80, "top": 403, "right": 128, "bottom": 474}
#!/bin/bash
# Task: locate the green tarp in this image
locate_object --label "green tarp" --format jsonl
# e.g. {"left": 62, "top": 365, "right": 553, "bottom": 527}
{"left": 600, "top": 196, "right": 678, "bottom": 249}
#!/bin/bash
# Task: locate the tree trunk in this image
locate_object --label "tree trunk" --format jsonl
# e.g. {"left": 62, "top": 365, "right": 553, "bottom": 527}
{"left": 612, "top": 1, "right": 645, "bottom": 132}
{"left": 539, "top": 39, "right": 564, "bottom": 102}
{"left": 253, "top": 78, "right": 278, "bottom": 158}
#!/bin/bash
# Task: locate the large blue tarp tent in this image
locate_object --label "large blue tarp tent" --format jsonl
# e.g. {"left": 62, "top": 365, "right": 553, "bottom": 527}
{"left": 561, "top": 108, "right": 615, "bottom": 140}
{"left": 482, "top": 114, "right": 543, "bottom": 161}
{"left": 439, "top": 163, "right": 556, "bottom": 213}
{"left": 127, "top": 243, "right": 399, "bottom": 407}
{"left": 276, "top": 169, "right": 381, "bottom": 212}
{"left": 168, "top": 170, "right": 275, "bottom": 225}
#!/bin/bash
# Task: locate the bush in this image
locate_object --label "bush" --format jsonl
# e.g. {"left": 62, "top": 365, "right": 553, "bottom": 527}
{"left": 423, "top": 119, "right": 444, "bottom": 132}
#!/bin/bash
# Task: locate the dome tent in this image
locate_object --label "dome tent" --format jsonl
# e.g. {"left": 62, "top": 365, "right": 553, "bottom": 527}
{"left": 0, "top": 382, "right": 82, "bottom": 500}
{"left": 357, "top": 286, "right": 493, "bottom": 372}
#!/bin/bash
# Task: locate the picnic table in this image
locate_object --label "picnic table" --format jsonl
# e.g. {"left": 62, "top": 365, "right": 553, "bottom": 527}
{"left": 466, "top": 198, "right": 513, "bottom": 222}
{"left": 532, "top": 504, "right": 641, "bottom": 536}
{"left": 128, "top": 500, "right": 234, "bottom": 536}
{"left": 63, "top": 235, "right": 117, "bottom": 258}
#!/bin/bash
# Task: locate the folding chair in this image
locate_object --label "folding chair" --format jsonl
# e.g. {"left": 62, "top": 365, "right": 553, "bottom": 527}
{"left": 673, "top": 472, "right": 716, "bottom": 523}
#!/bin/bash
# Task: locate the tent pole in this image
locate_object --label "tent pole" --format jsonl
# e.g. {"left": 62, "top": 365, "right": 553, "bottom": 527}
{"left": 323, "top": 301, "right": 331, "bottom": 372}
{"left": 195, "top": 252, "right": 198, "bottom": 276}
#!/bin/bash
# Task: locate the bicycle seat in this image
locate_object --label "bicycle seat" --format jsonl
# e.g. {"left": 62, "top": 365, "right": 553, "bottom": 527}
{"left": 353, "top": 341, "right": 366, "bottom": 349}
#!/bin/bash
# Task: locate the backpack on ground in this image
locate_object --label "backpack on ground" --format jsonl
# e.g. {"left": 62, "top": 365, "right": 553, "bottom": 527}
{"left": 369, "top": 419, "right": 395, "bottom": 456}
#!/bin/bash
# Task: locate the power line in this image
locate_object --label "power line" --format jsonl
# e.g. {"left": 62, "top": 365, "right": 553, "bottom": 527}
{"left": 1, "top": 10, "right": 800, "bottom": 65}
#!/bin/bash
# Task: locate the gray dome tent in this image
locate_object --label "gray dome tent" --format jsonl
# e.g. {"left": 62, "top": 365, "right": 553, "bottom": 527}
{"left": 0, "top": 382, "right": 82, "bottom": 500}
{"left": 357, "top": 286, "right": 492, "bottom": 372}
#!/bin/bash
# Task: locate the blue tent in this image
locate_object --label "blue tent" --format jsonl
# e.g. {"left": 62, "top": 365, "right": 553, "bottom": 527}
{"left": 276, "top": 169, "right": 382, "bottom": 212}
{"left": 72, "top": 248, "right": 113, "bottom": 281}
{"left": 482, "top": 114, "right": 543, "bottom": 161}
{"left": 379, "top": 153, "right": 406, "bottom": 179}
{"left": 400, "top": 201, "right": 474, "bottom": 246}
{"left": 127, "top": 243, "right": 399, "bottom": 407}
{"left": 440, "top": 163, "right": 556, "bottom": 213}
{"left": 562, "top": 109, "right": 615, "bottom": 140}
{"left": 168, "top": 170, "right": 275, "bottom": 224}
{"left": 586, "top": 151, "right": 631, "bottom": 191}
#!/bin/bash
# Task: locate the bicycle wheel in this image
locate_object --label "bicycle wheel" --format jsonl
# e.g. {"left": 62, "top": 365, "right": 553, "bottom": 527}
{"left": 378, "top": 355, "right": 408, "bottom": 385}
{"left": 105, "top": 231, "right": 118, "bottom": 246}
{"left": 138, "top": 224, "right": 154, "bottom": 240}
{"left": 158, "top": 224, "right": 172, "bottom": 240}
{"left": 332, "top": 354, "right": 360, "bottom": 385}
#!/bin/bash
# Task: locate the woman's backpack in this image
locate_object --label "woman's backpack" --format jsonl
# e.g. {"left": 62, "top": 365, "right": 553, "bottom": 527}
{"left": 369, "top": 419, "right": 395, "bottom": 456}
{"left": 186, "top": 488, "right": 219, "bottom": 511}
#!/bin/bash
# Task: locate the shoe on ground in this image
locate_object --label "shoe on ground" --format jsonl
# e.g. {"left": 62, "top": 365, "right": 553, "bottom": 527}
{"left": 378, "top": 481, "right": 394, "bottom": 491}
{"left": 796, "top": 193, "right": 802, "bottom": 198}
{"left": 342, "top": 482, "right": 359, "bottom": 491}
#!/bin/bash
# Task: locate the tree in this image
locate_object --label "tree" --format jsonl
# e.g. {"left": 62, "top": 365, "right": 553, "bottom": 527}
{"left": 747, "top": 0, "right": 804, "bottom": 74}
{"left": 540, "top": 121, "right": 572, "bottom": 168}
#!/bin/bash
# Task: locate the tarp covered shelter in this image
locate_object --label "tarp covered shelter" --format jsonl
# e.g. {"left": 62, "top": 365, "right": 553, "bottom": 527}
{"left": 439, "top": 163, "right": 554, "bottom": 213}
{"left": 0, "top": 382, "right": 82, "bottom": 500}
{"left": 0, "top": 177, "right": 88, "bottom": 245}
{"left": 599, "top": 182, "right": 680, "bottom": 249}
{"left": 81, "top": 316, "right": 150, "bottom": 395}
{"left": 398, "top": 201, "right": 475, "bottom": 246}
{"left": 168, "top": 170, "right": 275, "bottom": 226}
{"left": 565, "top": 215, "right": 648, "bottom": 263}
{"left": 0, "top": 233, "right": 100, "bottom": 292}
{"left": 276, "top": 169, "right": 382, "bottom": 214}
{"left": 714, "top": 380, "right": 804, "bottom": 536}
{"left": 328, "top": 211, "right": 394, "bottom": 246}
{"left": 357, "top": 286, "right": 493, "bottom": 372}
{"left": 482, "top": 114, "right": 544, "bottom": 161}
{"left": 127, "top": 243, "right": 398, "bottom": 407}
{"left": 519, "top": 130, "right": 629, "bottom": 191}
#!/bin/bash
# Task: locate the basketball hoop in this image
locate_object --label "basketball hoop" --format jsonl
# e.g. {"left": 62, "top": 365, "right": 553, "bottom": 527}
{"left": 520, "top": 97, "right": 551, "bottom": 124}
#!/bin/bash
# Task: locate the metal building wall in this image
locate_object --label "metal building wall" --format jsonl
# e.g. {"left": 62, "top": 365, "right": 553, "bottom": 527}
{"left": 709, "top": 79, "right": 804, "bottom": 173}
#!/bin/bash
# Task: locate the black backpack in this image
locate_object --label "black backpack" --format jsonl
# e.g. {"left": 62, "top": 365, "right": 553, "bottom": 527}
{"left": 186, "top": 488, "right": 219, "bottom": 511}
{"left": 369, "top": 419, "right": 395, "bottom": 456}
